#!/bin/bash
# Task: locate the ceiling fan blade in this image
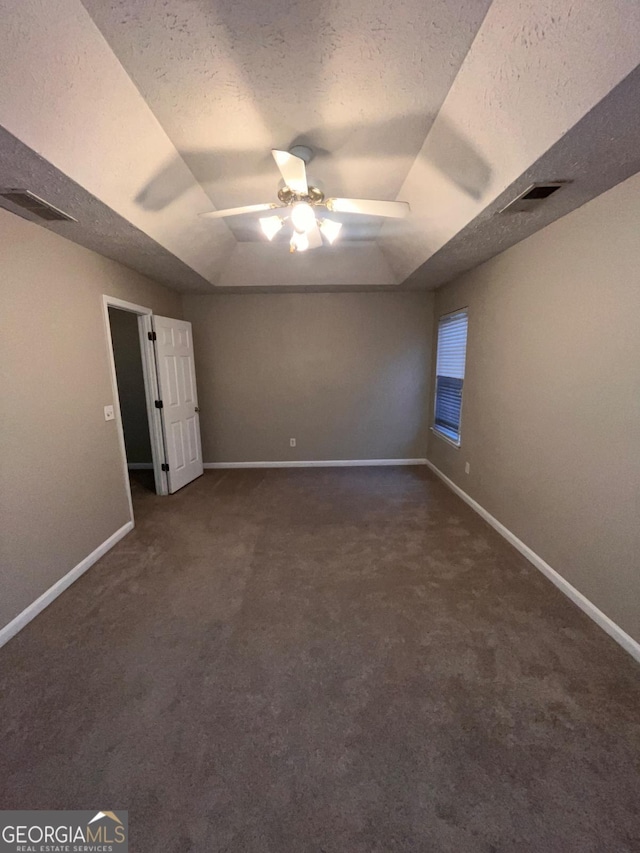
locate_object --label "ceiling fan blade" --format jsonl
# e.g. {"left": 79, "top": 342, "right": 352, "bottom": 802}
{"left": 272, "top": 150, "right": 308, "bottom": 195}
{"left": 306, "top": 220, "right": 323, "bottom": 249}
{"left": 199, "top": 203, "right": 278, "bottom": 219}
{"left": 326, "top": 198, "right": 410, "bottom": 218}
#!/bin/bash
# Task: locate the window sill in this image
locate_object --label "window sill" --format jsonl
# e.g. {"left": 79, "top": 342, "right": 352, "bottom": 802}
{"left": 430, "top": 426, "right": 461, "bottom": 449}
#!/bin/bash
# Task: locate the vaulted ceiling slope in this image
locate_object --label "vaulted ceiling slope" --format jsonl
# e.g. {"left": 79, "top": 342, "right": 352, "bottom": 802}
{"left": 0, "top": 0, "right": 639, "bottom": 292}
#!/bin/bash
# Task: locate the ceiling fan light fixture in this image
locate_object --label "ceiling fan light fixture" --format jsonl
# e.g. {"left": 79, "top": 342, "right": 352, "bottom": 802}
{"left": 259, "top": 215, "right": 283, "bottom": 241}
{"left": 319, "top": 218, "right": 342, "bottom": 245}
{"left": 200, "top": 146, "right": 410, "bottom": 254}
{"left": 290, "top": 202, "right": 316, "bottom": 233}
{"left": 290, "top": 230, "right": 309, "bottom": 253}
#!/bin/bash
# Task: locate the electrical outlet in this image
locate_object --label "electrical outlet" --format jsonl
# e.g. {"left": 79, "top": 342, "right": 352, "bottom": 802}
{"left": 464, "top": 461, "right": 470, "bottom": 475}
{"left": 290, "top": 438, "right": 296, "bottom": 447}
{"left": 104, "top": 405, "right": 115, "bottom": 422}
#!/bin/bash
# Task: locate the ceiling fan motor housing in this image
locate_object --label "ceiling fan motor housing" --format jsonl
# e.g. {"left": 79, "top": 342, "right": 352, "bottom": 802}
{"left": 277, "top": 185, "right": 324, "bottom": 205}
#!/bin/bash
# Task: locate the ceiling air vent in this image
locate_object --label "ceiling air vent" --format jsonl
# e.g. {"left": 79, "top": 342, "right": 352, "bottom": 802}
{"left": 0, "top": 189, "right": 76, "bottom": 222}
{"left": 499, "top": 181, "right": 570, "bottom": 214}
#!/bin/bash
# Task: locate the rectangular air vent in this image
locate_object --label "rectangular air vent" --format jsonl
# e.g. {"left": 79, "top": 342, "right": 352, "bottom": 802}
{"left": 499, "top": 181, "right": 570, "bottom": 214}
{"left": 0, "top": 189, "right": 76, "bottom": 222}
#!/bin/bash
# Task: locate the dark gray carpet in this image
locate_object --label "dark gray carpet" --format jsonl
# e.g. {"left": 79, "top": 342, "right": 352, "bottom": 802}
{"left": 1, "top": 467, "right": 639, "bottom": 851}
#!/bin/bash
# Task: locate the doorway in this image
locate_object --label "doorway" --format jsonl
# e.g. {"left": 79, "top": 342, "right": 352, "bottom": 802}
{"left": 102, "top": 296, "right": 204, "bottom": 515}
{"left": 102, "top": 296, "right": 168, "bottom": 506}
{"left": 109, "top": 306, "right": 156, "bottom": 492}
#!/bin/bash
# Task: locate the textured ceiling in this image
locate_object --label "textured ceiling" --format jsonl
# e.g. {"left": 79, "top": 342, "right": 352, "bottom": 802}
{"left": 378, "top": 0, "right": 640, "bottom": 283}
{"left": 80, "top": 0, "right": 492, "bottom": 243}
{"left": 0, "top": 0, "right": 639, "bottom": 292}
{"left": 402, "top": 63, "right": 640, "bottom": 290}
{"left": 0, "top": 126, "right": 214, "bottom": 293}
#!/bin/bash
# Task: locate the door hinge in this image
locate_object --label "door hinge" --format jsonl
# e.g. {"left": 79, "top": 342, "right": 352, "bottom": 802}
{"left": 148, "top": 331, "right": 157, "bottom": 341}
{"left": 155, "top": 400, "right": 163, "bottom": 409}
{"left": 161, "top": 463, "right": 169, "bottom": 472}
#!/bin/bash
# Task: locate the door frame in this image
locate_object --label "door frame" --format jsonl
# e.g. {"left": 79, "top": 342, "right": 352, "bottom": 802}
{"left": 101, "top": 296, "right": 169, "bottom": 517}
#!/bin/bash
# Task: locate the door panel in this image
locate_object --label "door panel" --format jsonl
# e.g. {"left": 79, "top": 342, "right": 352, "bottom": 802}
{"left": 153, "top": 316, "right": 203, "bottom": 493}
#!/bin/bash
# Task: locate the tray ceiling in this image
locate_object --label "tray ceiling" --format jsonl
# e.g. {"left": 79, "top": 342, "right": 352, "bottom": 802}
{"left": 0, "top": 0, "right": 639, "bottom": 291}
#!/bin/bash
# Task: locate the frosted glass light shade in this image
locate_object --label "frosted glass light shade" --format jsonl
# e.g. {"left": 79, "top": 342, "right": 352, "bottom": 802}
{"left": 319, "top": 218, "right": 342, "bottom": 245}
{"left": 290, "top": 230, "right": 310, "bottom": 252}
{"left": 259, "top": 215, "right": 283, "bottom": 241}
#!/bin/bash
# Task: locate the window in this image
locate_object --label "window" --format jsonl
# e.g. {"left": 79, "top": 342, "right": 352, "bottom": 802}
{"left": 433, "top": 309, "right": 468, "bottom": 445}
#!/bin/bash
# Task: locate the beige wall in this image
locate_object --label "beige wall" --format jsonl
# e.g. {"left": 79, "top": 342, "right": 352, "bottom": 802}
{"left": 0, "top": 209, "right": 182, "bottom": 629}
{"left": 108, "top": 307, "right": 152, "bottom": 464}
{"left": 428, "top": 172, "right": 640, "bottom": 642}
{"left": 183, "top": 292, "right": 433, "bottom": 463}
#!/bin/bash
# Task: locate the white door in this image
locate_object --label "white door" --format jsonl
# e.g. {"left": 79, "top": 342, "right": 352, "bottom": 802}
{"left": 153, "top": 316, "right": 203, "bottom": 493}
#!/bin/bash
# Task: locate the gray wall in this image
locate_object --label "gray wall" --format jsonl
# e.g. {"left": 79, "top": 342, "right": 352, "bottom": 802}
{"left": 427, "top": 171, "right": 640, "bottom": 643}
{"left": 0, "top": 209, "right": 182, "bottom": 630}
{"left": 108, "top": 307, "right": 152, "bottom": 464}
{"left": 183, "top": 292, "right": 433, "bottom": 463}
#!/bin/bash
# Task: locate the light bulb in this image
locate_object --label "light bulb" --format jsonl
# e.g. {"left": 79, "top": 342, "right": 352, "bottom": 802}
{"left": 319, "top": 218, "right": 342, "bottom": 245}
{"left": 290, "top": 202, "right": 316, "bottom": 233}
{"left": 259, "top": 215, "right": 283, "bottom": 241}
{"left": 290, "top": 230, "right": 310, "bottom": 252}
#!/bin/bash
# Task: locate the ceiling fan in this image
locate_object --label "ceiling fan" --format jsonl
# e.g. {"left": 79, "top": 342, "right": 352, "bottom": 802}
{"left": 199, "top": 146, "right": 410, "bottom": 252}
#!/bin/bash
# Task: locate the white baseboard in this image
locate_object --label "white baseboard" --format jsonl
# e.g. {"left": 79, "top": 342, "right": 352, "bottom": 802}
{"left": 424, "top": 460, "right": 640, "bottom": 664}
{"left": 204, "top": 459, "right": 427, "bottom": 469}
{"left": 127, "top": 462, "right": 154, "bottom": 470}
{"left": 0, "top": 521, "right": 134, "bottom": 650}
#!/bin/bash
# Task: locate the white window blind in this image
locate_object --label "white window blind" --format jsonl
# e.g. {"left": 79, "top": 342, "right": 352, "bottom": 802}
{"left": 434, "top": 310, "right": 468, "bottom": 444}
{"left": 436, "top": 311, "right": 468, "bottom": 379}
